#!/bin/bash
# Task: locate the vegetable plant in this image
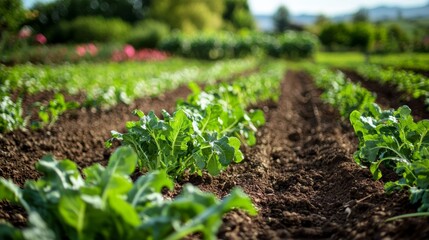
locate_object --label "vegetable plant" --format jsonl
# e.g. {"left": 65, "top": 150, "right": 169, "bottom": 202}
{"left": 107, "top": 109, "right": 244, "bottom": 178}
{"left": 108, "top": 61, "right": 285, "bottom": 178}
{"left": 0, "top": 96, "right": 25, "bottom": 132}
{"left": 351, "top": 104, "right": 429, "bottom": 214}
{"left": 307, "top": 64, "right": 429, "bottom": 219}
{"left": 0, "top": 146, "right": 257, "bottom": 240}
{"left": 32, "top": 93, "right": 80, "bottom": 128}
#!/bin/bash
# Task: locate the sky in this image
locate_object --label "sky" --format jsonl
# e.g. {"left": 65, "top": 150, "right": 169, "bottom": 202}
{"left": 248, "top": 0, "right": 429, "bottom": 15}
{"left": 23, "top": 0, "right": 429, "bottom": 16}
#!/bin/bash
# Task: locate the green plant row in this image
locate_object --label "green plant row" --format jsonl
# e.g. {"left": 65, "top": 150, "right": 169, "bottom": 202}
{"left": 0, "top": 58, "right": 258, "bottom": 132}
{"left": 356, "top": 64, "right": 429, "bottom": 107}
{"left": 2, "top": 58, "right": 257, "bottom": 107}
{"left": 0, "top": 146, "right": 257, "bottom": 240}
{"left": 370, "top": 53, "right": 429, "bottom": 72}
{"left": 160, "top": 31, "right": 318, "bottom": 60}
{"left": 306, "top": 65, "right": 375, "bottom": 118}
{"left": 107, "top": 61, "right": 286, "bottom": 179}
{"left": 307, "top": 65, "right": 429, "bottom": 219}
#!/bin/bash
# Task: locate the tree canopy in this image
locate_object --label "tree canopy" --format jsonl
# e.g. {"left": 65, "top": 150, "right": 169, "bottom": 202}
{"left": 273, "top": 5, "right": 290, "bottom": 33}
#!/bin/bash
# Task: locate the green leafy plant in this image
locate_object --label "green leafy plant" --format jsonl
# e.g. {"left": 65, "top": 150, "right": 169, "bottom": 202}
{"left": 307, "top": 64, "right": 429, "bottom": 219}
{"left": 32, "top": 93, "right": 79, "bottom": 128}
{"left": 179, "top": 82, "right": 265, "bottom": 146}
{"left": 108, "top": 62, "right": 285, "bottom": 178}
{"left": 0, "top": 96, "right": 25, "bottom": 132}
{"left": 0, "top": 146, "right": 257, "bottom": 240}
{"left": 107, "top": 109, "right": 243, "bottom": 178}
{"left": 351, "top": 104, "right": 429, "bottom": 213}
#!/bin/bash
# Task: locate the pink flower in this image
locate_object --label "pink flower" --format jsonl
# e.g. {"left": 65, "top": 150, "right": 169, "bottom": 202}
{"left": 76, "top": 45, "right": 86, "bottom": 57}
{"left": 18, "top": 26, "right": 32, "bottom": 39}
{"left": 35, "top": 34, "right": 47, "bottom": 44}
{"left": 87, "top": 43, "right": 98, "bottom": 56}
{"left": 123, "top": 45, "right": 135, "bottom": 58}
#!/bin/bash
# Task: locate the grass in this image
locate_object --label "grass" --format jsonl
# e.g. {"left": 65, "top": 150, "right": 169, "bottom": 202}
{"left": 315, "top": 52, "right": 429, "bottom": 70}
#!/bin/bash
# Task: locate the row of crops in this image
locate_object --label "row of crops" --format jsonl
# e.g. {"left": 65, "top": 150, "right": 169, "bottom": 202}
{"left": 0, "top": 61, "right": 286, "bottom": 239}
{"left": 307, "top": 65, "right": 429, "bottom": 219}
{"left": 0, "top": 58, "right": 258, "bottom": 132}
{"left": 356, "top": 64, "right": 429, "bottom": 107}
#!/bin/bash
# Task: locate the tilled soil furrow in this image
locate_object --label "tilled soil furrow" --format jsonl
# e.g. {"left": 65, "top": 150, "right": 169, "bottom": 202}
{"left": 205, "top": 71, "right": 429, "bottom": 239}
{"left": 342, "top": 69, "right": 429, "bottom": 120}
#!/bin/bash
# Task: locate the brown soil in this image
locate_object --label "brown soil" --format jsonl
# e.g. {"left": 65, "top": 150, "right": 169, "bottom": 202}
{"left": 1, "top": 71, "right": 429, "bottom": 239}
{"left": 342, "top": 69, "right": 429, "bottom": 121}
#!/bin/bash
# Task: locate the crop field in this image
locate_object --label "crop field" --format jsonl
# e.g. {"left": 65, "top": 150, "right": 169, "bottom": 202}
{"left": 3, "top": 0, "right": 429, "bottom": 238}
{"left": 1, "top": 52, "right": 429, "bottom": 239}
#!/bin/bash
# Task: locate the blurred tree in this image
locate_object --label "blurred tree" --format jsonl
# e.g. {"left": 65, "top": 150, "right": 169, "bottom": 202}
{"left": 27, "top": 0, "right": 151, "bottom": 33}
{"left": 350, "top": 22, "right": 374, "bottom": 62}
{"left": 319, "top": 23, "right": 351, "bottom": 51}
{"left": 307, "top": 14, "right": 330, "bottom": 35}
{"left": 386, "top": 24, "right": 410, "bottom": 52}
{"left": 273, "top": 5, "right": 290, "bottom": 32}
{"left": 150, "top": 0, "right": 224, "bottom": 33}
{"left": 0, "top": 0, "right": 27, "bottom": 54}
{"left": 352, "top": 8, "right": 369, "bottom": 22}
{"left": 223, "top": 0, "right": 255, "bottom": 30}
{"left": 0, "top": 0, "right": 26, "bottom": 36}
{"left": 372, "top": 23, "right": 388, "bottom": 53}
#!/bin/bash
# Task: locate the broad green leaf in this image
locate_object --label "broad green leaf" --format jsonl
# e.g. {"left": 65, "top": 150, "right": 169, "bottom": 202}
{"left": 168, "top": 109, "right": 192, "bottom": 156}
{"left": 250, "top": 109, "right": 265, "bottom": 127}
{"left": 370, "top": 162, "right": 382, "bottom": 180}
{"left": 128, "top": 170, "right": 174, "bottom": 207}
{"left": 108, "top": 196, "right": 141, "bottom": 227}
{"left": 22, "top": 212, "right": 55, "bottom": 240}
{"left": 107, "top": 146, "right": 137, "bottom": 176}
{"left": 228, "top": 137, "right": 243, "bottom": 163}
{"left": 83, "top": 164, "right": 104, "bottom": 185}
{"left": 59, "top": 193, "right": 86, "bottom": 234}
{"left": 0, "top": 178, "right": 22, "bottom": 204}
{"left": 133, "top": 109, "right": 145, "bottom": 119}
{"left": 164, "top": 185, "right": 257, "bottom": 240}
{"left": 207, "top": 156, "right": 222, "bottom": 176}
{"left": 212, "top": 136, "right": 235, "bottom": 166}
{"left": 220, "top": 188, "right": 258, "bottom": 216}
{"left": 36, "top": 156, "right": 84, "bottom": 190}
{"left": 199, "top": 104, "right": 222, "bottom": 132}
{"left": 102, "top": 174, "right": 133, "bottom": 197}
{"left": 188, "top": 82, "right": 201, "bottom": 96}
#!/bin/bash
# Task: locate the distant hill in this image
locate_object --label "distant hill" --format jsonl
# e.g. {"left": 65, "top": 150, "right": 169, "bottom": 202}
{"left": 255, "top": 1, "right": 429, "bottom": 31}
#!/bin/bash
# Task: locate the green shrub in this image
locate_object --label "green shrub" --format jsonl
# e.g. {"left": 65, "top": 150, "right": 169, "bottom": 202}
{"left": 63, "top": 16, "right": 131, "bottom": 43}
{"left": 160, "top": 31, "right": 318, "bottom": 60}
{"left": 126, "top": 19, "right": 170, "bottom": 49}
{"left": 158, "top": 32, "right": 184, "bottom": 54}
{"left": 266, "top": 31, "right": 319, "bottom": 59}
